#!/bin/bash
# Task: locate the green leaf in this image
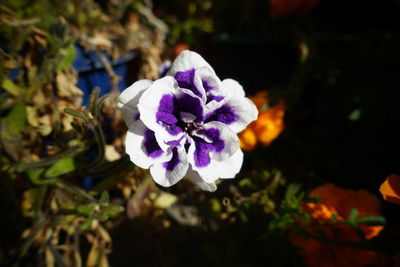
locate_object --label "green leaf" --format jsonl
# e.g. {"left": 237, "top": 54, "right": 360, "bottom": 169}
{"left": 348, "top": 109, "right": 362, "bottom": 121}
{"left": 81, "top": 217, "right": 93, "bottom": 230}
{"left": 27, "top": 168, "right": 56, "bottom": 185}
{"left": 331, "top": 213, "right": 339, "bottom": 223}
{"left": 89, "top": 87, "right": 100, "bottom": 115}
{"left": 348, "top": 208, "right": 359, "bottom": 223}
{"left": 77, "top": 204, "right": 96, "bottom": 215}
{"left": 358, "top": 215, "right": 386, "bottom": 226}
{"left": 103, "top": 205, "right": 123, "bottom": 218}
{"left": 58, "top": 44, "right": 76, "bottom": 70}
{"left": 7, "top": 103, "right": 27, "bottom": 135}
{"left": 63, "top": 108, "right": 88, "bottom": 121}
{"left": 2, "top": 78, "right": 20, "bottom": 97}
{"left": 44, "top": 157, "right": 75, "bottom": 177}
{"left": 239, "top": 178, "right": 253, "bottom": 188}
{"left": 99, "top": 191, "right": 109, "bottom": 204}
{"left": 0, "top": 103, "right": 27, "bottom": 160}
{"left": 98, "top": 212, "right": 109, "bottom": 221}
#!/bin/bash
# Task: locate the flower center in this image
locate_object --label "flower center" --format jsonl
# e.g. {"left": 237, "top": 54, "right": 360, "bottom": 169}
{"left": 183, "top": 122, "right": 202, "bottom": 136}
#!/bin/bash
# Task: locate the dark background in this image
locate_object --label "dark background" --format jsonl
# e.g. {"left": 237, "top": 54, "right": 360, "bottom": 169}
{"left": 156, "top": 0, "right": 400, "bottom": 223}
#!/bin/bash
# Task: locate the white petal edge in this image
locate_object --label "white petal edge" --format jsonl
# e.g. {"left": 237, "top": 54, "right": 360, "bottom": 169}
{"left": 221, "top": 78, "right": 245, "bottom": 99}
{"left": 186, "top": 167, "right": 217, "bottom": 192}
{"left": 150, "top": 146, "right": 189, "bottom": 187}
{"left": 218, "top": 149, "right": 244, "bottom": 179}
{"left": 186, "top": 122, "right": 240, "bottom": 183}
{"left": 223, "top": 97, "right": 259, "bottom": 133}
{"left": 200, "top": 121, "right": 240, "bottom": 161}
{"left": 118, "top": 80, "right": 153, "bottom": 127}
{"left": 186, "top": 149, "right": 243, "bottom": 190}
{"left": 186, "top": 148, "right": 243, "bottom": 184}
{"left": 125, "top": 120, "right": 172, "bottom": 169}
{"left": 167, "top": 50, "right": 215, "bottom": 76}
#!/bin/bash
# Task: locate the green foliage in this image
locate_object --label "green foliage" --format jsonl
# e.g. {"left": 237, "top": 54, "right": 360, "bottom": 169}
{"left": 44, "top": 157, "right": 75, "bottom": 177}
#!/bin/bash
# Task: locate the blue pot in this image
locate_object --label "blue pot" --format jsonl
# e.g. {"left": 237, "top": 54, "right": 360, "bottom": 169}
{"left": 72, "top": 44, "right": 138, "bottom": 107}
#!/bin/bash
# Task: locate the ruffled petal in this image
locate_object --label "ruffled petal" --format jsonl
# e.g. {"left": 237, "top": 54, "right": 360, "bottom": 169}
{"left": 196, "top": 67, "right": 222, "bottom": 95}
{"left": 118, "top": 79, "right": 153, "bottom": 127}
{"left": 186, "top": 167, "right": 217, "bottom": 192}
{"left": 150, "top": 146, "right": 189, "bottom": 187}
{"left": 190, "top": 121, "right": 239, "bottom": 164}
{"left": 202, "top": 79, "right": 258, "bottom": 133}
{"left": 218, "top": 149, "right": 244, "bottom": 178}
{"left": 125, "top": 120, "right": 173, "bottom": 169}
{"left": 186, "top": 147, "right": 243, "bottom": 184}
{"left": 213, "top": 97, "right": 258, "bottom": 133}
{"left": 167, "top": 50, "right": 215, "bottom": 76}
{"left": 174, "top": 68, "right": 206, "bottom": 101}
{"left": 138, "top": 76, "right": 184, "bottom": 142}
{"left": 186, "top": 122, "right": 240, "bottom": 183}
{"left": 221, "top": 78, "right": 245, "bottom": 99}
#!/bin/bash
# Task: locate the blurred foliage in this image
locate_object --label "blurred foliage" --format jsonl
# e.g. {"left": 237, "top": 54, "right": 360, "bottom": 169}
{"left": 0, "top": 0, "right": 167, "bottom": 265}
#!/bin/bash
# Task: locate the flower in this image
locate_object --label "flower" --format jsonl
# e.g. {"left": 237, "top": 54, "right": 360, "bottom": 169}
{"left": 290, "top": 183, "right": 389, "bottom": 267}
{"left": 238, "top": 91, "right": 285, "bottom": 151}
{"left": 118, "top": 50, "right": 258, "bottom": 191}
{"left": 380, "top": 174, "right": 400, "bottom": 205}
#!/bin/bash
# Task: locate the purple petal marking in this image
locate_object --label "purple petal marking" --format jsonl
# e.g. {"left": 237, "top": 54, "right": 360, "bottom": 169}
{"left": 176, "top": 93, "right": 204, "bottom": 123}
{"left": 156, "top": 93, "right": 205, "bottom": 135}
{"left": 175, "top": 69, "right": 202, "bottom": 98}
{"left": 156, "top": 94, "right": 182, "bottom": 136}
{"left": 207, "top": 95, "right": 224, "bottom": 103}
{"left": 144, "top": 129, "right": 164, "bottom": 158}
{"left": 205, "top": 104, "right": 237, "bottom": 125}
{"left": 163, "top": 147, "right": 180, "bottom": 171}
{"left": 192, "top": 127, "right": 225, "bottom": 167}
{"left": 192, "top": 138, "right": 211, "bottom": 167}
{"left": 199, "top": 128, "right": 225, "bottom": 152}
{"left": 165, "top": 135, "right": 185, "bottom": 147}
{"left": 202, "top": 80, "right": 213, "bottom": 92}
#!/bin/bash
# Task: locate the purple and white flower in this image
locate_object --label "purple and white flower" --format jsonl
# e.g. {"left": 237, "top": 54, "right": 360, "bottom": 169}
{"left": 118, "top": 50, "right": 258, "bottom": 191}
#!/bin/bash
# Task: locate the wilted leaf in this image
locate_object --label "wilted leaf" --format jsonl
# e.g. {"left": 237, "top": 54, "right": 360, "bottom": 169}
{"left": 167, "top": 205, "right": 200, "bottom": 226}
{"left": 38, "top": 124, "right": 52, "bottom": 136}
{"left": 45, "top": 157, "right": 75, "bottom": 177}
{"left": 105, "top": 145, "right": 121, "bottom": 161}
{"left": 26, "top": 106, "right": 39, "bottom": 127}
{"left": 56, "top": 70, "right": 83, "bottom": 98}
{"left": 154, "top": 192, "right": 177, "bottom": 209}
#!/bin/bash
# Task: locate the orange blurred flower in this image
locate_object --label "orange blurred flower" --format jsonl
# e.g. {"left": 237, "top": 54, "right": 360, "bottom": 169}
{"left": 380, "top": 174, "right": 400, "bottom": 205}
{"left": 290, "top": 183, "right": 390, "bottom": 267}
{"left": 238, "top": 91, "right": 285, "bottom": 151}
{"left": 270, "top": 0, "right": 319, "bottom": 18}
